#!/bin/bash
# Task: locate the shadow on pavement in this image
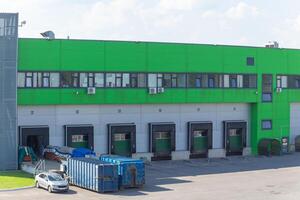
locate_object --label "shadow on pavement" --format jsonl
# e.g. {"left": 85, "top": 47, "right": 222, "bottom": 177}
{"left": 114, "top": 152, "right": 300, "bottom": 196}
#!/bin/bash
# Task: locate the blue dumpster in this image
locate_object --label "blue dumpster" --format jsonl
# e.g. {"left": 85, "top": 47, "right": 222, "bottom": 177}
{"left": 100, "top": 155, "right": 145, "bottom": 188}
{"left": 67, "top": 157, "right": 118, "bottom": 193}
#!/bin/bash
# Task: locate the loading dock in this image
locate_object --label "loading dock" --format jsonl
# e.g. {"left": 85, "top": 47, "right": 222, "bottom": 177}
{"left": 64, "top": 125, "right": 94, "bottom": 150}
{"left": 107, "top": 123, "right": 136, "bottom": 156}
{"left": 18, "top": 126, "right": 49, "bottom": 157}
{"left": 223, "top": 121, "right": 247, "bottom": 156}
{"left": 188, "top": 122, "right": 212, "bottom": 158}
{"left": 149, "top": 122, "right": 175, "bottom": 161}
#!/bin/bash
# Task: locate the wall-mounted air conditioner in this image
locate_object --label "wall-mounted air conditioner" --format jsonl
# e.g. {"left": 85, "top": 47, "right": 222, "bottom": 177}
{"left": 87, "top": 87, "right": 96, "bottom": 95}
{"left": 276, "top": 87, "right": 282, "bottom": 93}
{"left": 157, "top": 87, "right": 165, "bottom": 93}
{"left": 148, "top": 87, "right": 157, "bottom": 94}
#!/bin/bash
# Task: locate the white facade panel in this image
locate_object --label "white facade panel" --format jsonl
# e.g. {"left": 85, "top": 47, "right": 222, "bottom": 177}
{"left": 18, "top": 103, "right": 251, "bottom": 154}
{"left": 290, "top": 103, "right": 300, "bottom": 144}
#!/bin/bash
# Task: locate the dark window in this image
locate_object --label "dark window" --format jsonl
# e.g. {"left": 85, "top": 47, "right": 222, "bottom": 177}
{"left": 61, "top": 72, "right": 72, "bottom": 88}
{"left": 177, "top": 74, "right": 186, "bottom": 87}
{"left": 243, "top": 75, "right": 257, "bottom": 88}
{"left": 163, "top": 74, "right": 172, "bottom": 88}
{"left": 229, "top": 75, "right": 237, "bottom": 88}
{"left": 288, "top": 75, "right": 300, "bottom": 88}
{"left": 130, "top": 73, "right": 138, "bottom": 87}
{"left": 247, "top": 57, "right": 255, "bottom": 66}
{"left": 262, "top": 74, "right": 272, "bottom": 102}
{"left": 262, "top": 120, "right": 272, "bottom": 130}
{"left": 137, "top": 73, "right": 146, "bottom": 87}
{"left": 163, "top": 74, "right": 179, "bottom": 88}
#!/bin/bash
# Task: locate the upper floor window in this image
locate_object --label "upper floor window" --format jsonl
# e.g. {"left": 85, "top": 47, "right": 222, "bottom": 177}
{"left": 18, "top": 71, "right": 258, "bottom": 90}
{"left": 163, "top": 74, "right": 186, "bottom": 88}
{"left": 61, "top": 72, "right": 78, "bottom": 88}
{"left": 262, "top": 74, "right": 273, "bottom": 102}
{"left": 288, "top": 75, "right": 300, "bottom": 88}
{"left": 18, "top": 72, "right": 60, "bottom": 88}
{"left": 247, "top": 57, "right": 255, "bottom": 66}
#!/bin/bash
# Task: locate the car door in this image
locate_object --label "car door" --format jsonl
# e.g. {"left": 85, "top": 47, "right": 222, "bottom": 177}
{"left": 39, "top": 174, "right": 47, "bottom": 188}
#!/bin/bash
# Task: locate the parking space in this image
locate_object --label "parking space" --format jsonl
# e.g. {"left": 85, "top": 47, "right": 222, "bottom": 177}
{"left": 2, "top": 154, "right": 300, "bottom": 200}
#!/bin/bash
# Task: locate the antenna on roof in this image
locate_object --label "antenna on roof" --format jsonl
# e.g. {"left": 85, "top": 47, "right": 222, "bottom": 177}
{"left": 40, "top": 31, "right": 55, "bottom": 40}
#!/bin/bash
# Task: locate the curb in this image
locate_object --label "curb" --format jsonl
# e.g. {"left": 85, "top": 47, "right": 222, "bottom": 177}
{"left": 0, "top": 186, "right": 34, "bottom": 192}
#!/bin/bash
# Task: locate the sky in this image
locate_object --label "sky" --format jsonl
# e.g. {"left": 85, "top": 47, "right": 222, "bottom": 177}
{"left": 1, "top": 0, "right": 300, "bottom": 48}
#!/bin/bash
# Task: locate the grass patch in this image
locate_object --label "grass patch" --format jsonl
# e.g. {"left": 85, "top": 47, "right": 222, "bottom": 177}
{"left": 0, "top": 171, "right": 34, "bottom": 190}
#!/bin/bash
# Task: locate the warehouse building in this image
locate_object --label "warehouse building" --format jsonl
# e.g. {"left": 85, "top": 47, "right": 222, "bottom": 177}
{"left": 3, "top": 12, "right": 300, "bottom": 169}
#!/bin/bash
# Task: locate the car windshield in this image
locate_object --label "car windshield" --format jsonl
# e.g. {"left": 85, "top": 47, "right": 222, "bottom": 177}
{"left": 48, "top": 174, "right": 64, "bottom": 181}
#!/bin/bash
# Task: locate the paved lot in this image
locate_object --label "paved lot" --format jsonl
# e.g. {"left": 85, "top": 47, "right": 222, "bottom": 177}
{"left": 2, "top": 153, "right": 300, "bottom": 200}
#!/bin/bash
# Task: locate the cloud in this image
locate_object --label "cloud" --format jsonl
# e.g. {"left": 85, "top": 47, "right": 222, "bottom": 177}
{"left": 225, "top": 2, "right": 259, "bottom": 20}
{"left": 158, "top": 0, "right": 199, "bottom": 10}
{"left": 1, "top": 0, "right": 300, "bottom": 48}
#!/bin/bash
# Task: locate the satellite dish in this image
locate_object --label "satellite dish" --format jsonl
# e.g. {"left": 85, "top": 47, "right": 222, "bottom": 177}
{"left": 40, "top": 31, "right": 55, "bottom": 40}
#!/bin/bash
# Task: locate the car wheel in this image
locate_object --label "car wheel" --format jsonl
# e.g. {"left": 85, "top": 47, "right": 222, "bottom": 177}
{"left": 35, "top": 181, "right": 40, "bottom": 188}
{"left": 48, "top": 186, "right": 52, "bottom": 193}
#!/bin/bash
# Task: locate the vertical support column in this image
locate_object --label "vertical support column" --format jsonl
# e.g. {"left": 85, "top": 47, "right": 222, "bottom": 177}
{"left": 0, "top": 13, "right": 18, "bottom": 170}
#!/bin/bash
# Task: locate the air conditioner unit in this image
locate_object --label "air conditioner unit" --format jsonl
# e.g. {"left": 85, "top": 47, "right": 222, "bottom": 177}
{"left": 148, "top": 87, "right": 157, "bottom": 94}
{"left": 157, "top": 87, "right": 165, "bottom": 93}
{"left": 276, "top": 87, "right": 282, "bottom": 93}
{"left": 87, "top": 87, "right": 96, "bottom": 95}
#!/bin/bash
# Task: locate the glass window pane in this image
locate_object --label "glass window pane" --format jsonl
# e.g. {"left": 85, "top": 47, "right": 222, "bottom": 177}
{"left": 171, "top": 74, "right": 177, "bottom": 87}
{"left": 37, "top": 73, "right": 42, "bottom": 87}
{"left": 148, "top": 74, "right": 157, "bottom": 87}
{"left": 281, "top": 76, "right": 287, "bottom": 88}
{"left": 157, "top": 73, "right": 163, "bottom": 87}
{"left": 188, "top": 74, "right": 196, "bottom": 87}
{"left": 249, "top": 75, "right": 257, "bottom": 88}
{"left": 178, "top": 74, "right": 186, "bottom": 87}
{"left": 262, "top": 93, "right": 272, "bottom": 102}
{"left": 130, "top": 74, "right": 137, "bottom": 87}
{"left": 262, "top": 74, "right": 272, "bottom": 92}
{"left": 72, "top": 73, "right": 79, "bottom": 87}
{"left": 18, "top": 72, "right": 25, "bottom": 87}
{"left": 137, "top": 73, "right": 146, "bottom": 87}
{"left": 224, "top": 75, "right": 229, "bottom": 88}
{"left": 163, "top": 74, "right": 172, "bottom": 88}
{"left": 106, "top": 73, "right": 115, "bottom": 87}
{"left": 80, "top": 73, "right": 88, "bottom": 87}
{"left": 262, "top": 120, "right": 272, "bottom": 130}
{"left": 50, "top": 73, "right": 60, "bottom": 87}
{"left": 61, "top": 72, "right": 72, "bottom": 88}
{"left": 237, "top": 75, "right": 243, "bottom": 88}
{"left": 122, "top": 73, "right": 130, "bottom": 87}
{"left": 33, "top": 72, "right": 38, "bottom": 88}
{"left": 201, "top": 74, "right": 208, "bottom": 88}
{"left": 95, "top": 73, "right": 104, "bottom": 87}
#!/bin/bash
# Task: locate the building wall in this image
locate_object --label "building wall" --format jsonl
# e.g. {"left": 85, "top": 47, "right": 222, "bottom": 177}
{"left": 0, "top": 13, "right": 18, "bottom": 170}
{"left": 18, "top": 103, "right": 250, "bottom": 154}
{"left": 17, "top": 38, "right": 300, "bottom": 154}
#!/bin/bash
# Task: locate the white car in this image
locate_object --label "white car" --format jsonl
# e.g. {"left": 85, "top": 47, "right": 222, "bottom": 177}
{"left": 35, "top": 172, "right": 69, "bottom": 193}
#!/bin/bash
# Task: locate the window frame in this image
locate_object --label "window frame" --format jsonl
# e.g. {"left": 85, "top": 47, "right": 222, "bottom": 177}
{"left": 17, "top": 71, "right": 258, "bottom": 90}
{"left": 261, "top": 120, "right": 272, "bottom": 130}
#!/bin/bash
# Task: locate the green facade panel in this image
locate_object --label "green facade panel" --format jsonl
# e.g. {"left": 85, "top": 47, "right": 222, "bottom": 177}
{"left": 17, "top": 38, "right": 300, "bottom": 155}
